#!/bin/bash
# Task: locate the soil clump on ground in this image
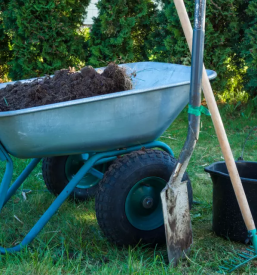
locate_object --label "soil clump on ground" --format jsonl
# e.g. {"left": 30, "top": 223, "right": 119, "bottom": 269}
{"left": 0, "top": 63, "right": 132, "bottom": 111}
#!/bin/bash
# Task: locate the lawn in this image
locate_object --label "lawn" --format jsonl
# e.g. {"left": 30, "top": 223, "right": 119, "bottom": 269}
{"left": 0, "top": 107, "right": 257, "bottom": 274}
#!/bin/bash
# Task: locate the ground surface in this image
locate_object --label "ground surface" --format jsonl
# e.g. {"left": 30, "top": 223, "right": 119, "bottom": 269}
{"left": 0, "top": 106, "right": 256, "bottom": 274}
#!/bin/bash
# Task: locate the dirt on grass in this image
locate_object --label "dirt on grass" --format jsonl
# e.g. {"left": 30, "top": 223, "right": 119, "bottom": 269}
{"left": 0, "top": 63, "right": 133, "bottom": 112}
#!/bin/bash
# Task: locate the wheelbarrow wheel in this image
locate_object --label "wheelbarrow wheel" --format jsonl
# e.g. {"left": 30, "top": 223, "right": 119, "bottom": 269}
{"left": 42, "top": 155, "right": 109, "bottom": 201}
{"left": 95, "top": 149, "right": 193, "bottom": 246}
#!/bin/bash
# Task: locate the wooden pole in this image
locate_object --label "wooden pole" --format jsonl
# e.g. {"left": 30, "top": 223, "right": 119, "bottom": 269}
{"left": 173, "top": 0, "right": 255, "bottom": 231}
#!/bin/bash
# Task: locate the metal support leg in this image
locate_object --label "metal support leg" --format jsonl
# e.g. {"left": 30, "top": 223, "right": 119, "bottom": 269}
{"left": 4, "top": 158, "right": 41, "bottom": 206}
{"left": 0, "top": 156, "right": 13, "bottom": 212}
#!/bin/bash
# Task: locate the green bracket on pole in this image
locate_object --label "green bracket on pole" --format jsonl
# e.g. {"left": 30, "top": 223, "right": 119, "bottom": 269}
{"left": 188, "top": 104, "right": 211, "bottom": 116}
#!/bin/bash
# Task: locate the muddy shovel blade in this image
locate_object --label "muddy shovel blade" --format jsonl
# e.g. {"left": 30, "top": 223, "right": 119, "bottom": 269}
{"left": 161, "top": 180, "right": 192, "bottom": 266}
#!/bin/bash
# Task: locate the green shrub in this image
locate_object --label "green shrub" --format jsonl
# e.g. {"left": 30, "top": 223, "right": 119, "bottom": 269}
{"left": 0, "top": 28, "right": 11, "bottom": 82}
{"left": 0, "top": 0, "right": 90, "bottom": 80}
{"left": 0, "top": 1, "right": 12, "bottom": 82}
{"left": 1, "top": 0, "right": 256, "bottom": 101}
{"left": 88, "top": 0, "right": 157, "bottom": 67}
{"left": 147, "top": 0, "right": 247, "bottom": 98}
{"left": 241, "top": 0, "right": 257, "bottom": 97}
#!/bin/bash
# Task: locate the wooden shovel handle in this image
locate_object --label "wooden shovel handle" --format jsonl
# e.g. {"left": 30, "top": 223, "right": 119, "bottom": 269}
{"left": 173, "top": 0, "right": 255, "bottom": 231}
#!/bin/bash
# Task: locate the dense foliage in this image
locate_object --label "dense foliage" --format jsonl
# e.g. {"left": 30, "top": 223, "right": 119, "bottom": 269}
{"left": 0, "top": 0, "right": 256, "bottom": 100}
{"left": 241, "top": 0, "right": 257, "bottom": 97}
{"left": 146, "top": 0, "right": 256, "bottom": 100}
{"left": 88, "top": 0, "right": 157, "bottom": 67}
{"left": 89, "top": 0, "right": 257, "bottom": 99}
{"left": 0, "top": 8, "right": 12, "bottom": 82}
{"left": 0, "top": 0, "right": 90, "bottom": 80}
{"left": 147, "top": 1, "right": 241, "bottom": 97}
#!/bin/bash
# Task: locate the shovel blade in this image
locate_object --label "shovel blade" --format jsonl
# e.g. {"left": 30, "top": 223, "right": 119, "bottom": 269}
{"left": 161, "top": 180, "right": 193, "bottom": 266}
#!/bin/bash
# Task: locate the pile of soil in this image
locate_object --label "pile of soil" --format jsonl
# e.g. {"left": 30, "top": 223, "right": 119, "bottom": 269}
{"left": 0, "top": 63, "right": 133, "bottom": 112}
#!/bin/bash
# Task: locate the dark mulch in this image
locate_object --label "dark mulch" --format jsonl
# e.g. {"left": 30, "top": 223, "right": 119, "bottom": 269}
{"left": 0, "top": 63, "right": 132, "bottom": 112}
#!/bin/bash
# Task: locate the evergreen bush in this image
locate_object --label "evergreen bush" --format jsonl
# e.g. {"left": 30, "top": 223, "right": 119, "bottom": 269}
{"left": 0, "top": 1, "right": 12, "bottom": 82}
{"left": 88, "top": 0, "right": 157, "bottom": 67}
{"left": 242, "top": 0, "right": 257, "bottom": 97}
{"left": 147, "top": 0, "right": 247, "bottom": 97}
{"left": 0, "top": 0, "right": 90, "bottom": 80}
{"left": 0, "top": 0, "right": 256, "bottom": 100}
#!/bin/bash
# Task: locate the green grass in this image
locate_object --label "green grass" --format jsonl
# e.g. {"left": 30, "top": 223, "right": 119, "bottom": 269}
{"left": 0, "top": 107, "right": 257, "bottom": 274}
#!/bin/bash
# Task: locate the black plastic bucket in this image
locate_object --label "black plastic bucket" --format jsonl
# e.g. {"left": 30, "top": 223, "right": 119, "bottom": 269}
{"left": 204, "top": 161, "right": 257, "bottom": 243}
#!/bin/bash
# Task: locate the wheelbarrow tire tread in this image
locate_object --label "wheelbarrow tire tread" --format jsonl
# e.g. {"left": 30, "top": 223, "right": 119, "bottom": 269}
{"left": 95, "top": 149, "right": 193, "bottom": 246}
{"left": 42, "top": 156, "right": 97, "bottom": 201}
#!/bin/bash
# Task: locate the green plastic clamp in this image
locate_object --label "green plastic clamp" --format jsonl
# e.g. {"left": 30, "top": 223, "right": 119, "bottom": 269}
{"left": 188, "top": 104, "right": 211, "bottom": 116}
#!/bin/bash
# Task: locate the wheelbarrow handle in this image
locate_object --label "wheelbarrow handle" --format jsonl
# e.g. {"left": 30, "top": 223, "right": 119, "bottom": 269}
{"left": 173, "top": 0, "right": 255, "bottom": 232}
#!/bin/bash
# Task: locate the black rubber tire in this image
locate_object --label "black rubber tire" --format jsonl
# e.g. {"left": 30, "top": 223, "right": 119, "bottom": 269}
{"left": 95, "top": 149, "right": 193, "bottom": 246}
{"left": 42, "top": 156, "right": 99, "bottom": 201}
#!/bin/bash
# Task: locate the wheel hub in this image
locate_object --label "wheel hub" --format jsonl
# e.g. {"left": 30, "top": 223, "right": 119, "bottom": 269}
{"left": 125, "top": 177, "right": 166, "bottom": 231}
{"left": 142, "top": 197, "right": 154, "bottom": 209}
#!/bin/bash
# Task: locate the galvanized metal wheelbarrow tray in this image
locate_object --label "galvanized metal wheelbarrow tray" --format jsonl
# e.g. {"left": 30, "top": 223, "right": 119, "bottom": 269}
{"left": 0, "top": 62, "right": 216, "bottom": 253}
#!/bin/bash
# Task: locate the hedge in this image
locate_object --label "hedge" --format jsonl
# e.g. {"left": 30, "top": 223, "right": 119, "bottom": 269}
{"left": 0, "top": 0, "right": 90, "bottom": 80}
{"left": 0, "top": 0, "right": 256, "bottom": 100}
{"left": 88, "top": 0, "right": 157, "bottom": 67}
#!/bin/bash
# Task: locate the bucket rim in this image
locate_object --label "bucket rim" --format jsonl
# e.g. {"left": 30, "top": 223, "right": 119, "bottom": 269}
{"left": 204, "top": 161, "right": 257, "bottom": 183}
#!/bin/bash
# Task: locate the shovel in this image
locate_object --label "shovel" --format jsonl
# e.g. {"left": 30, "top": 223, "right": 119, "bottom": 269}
{"left": 161, "top": 0, "right": 206, "bottom": 265}
{"left": 162, "top": 0, "right": 257, "bottom": 271}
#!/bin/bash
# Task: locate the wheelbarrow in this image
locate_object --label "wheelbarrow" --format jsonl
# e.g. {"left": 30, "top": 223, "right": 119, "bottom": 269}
{"left": 0, "top": 61, "right": 216, "bottom": 252}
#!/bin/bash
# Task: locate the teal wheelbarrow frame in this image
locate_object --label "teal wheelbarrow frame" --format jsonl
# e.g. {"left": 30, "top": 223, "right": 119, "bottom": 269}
{"left": 0, "top": 140, "right": 173, "bottom": 254}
